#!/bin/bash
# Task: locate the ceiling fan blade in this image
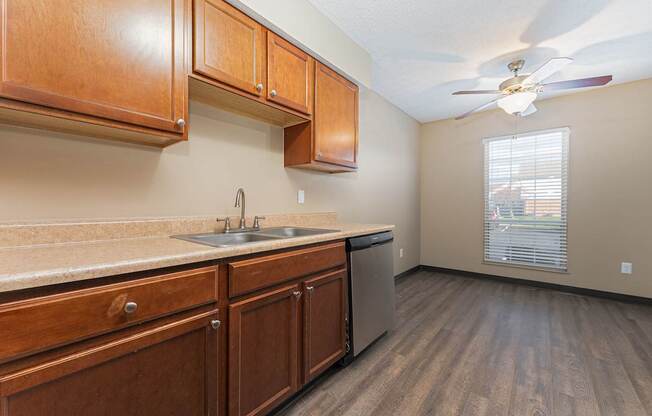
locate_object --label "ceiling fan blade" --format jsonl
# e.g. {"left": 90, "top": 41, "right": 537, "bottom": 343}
{"left": 520, "top": 103, "right": 537, "bottom": 117}
{"left": 523, "top": 57, "right": 573, "bottom": 85}
{"left": 542, "top": 75, "right": 613, "bottom": 91}
{"left": 455, "top": 98, "right": 499, "bottom": 120}
{"left": 452, "top": 90, "right": 502, "bottom": 95}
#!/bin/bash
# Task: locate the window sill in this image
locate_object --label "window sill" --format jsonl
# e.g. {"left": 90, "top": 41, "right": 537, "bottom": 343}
{"left": 482, "top": 260, "right": 569, "bottom": 274}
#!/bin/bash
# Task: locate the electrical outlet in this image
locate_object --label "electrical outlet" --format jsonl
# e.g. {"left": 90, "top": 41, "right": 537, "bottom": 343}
{"left": 621, "top": 262, "right": 633, "bottom": 275}
{"left": 297, "top": 190, "right": 305, "bottom": 204}
{"left": 399, "top": 248, "right": 404, "bottom": 258}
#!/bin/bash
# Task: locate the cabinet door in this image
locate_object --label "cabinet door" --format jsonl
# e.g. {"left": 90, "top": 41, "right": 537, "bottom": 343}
{"left": 0, "top": 0, "right": 187, "bottom": 134}
{"left": 0, "top": 310, "right": 221, "bottom": 416}
{"left": 229, "top": 284, "right": 301, "bottom": 416}
{"left": 314, "top": 62, "right": 359, "bottom": 168}
{"left": 194, "top": 0, "right": 265, "bottom": 97}
{"left": 303, "top": 269, "right": 347, "bottom": 382}
{"left": 267, "top": 32, "right": 313, "bottom": 114}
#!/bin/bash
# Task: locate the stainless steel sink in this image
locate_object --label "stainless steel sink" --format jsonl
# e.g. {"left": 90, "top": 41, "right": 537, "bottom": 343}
{"left": 172, "top": 227, "right": 339, "bottom": 248}
{"left": 173, "top": 232, "right": 283, "bottom": 248}
{"left": 258, "top": 226, "right": 339, "bottom": 238}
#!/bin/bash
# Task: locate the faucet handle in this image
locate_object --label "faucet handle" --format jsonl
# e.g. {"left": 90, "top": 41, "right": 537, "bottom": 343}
{"left": 253, "top": 216, "right": 266, "bottom": 230}
{"left": 216, "top": 217, "right": 231, "bottom": 233}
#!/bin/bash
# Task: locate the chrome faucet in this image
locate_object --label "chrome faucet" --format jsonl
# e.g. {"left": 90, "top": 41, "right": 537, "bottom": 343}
{"left": 219, "top": 188, "right": 265, "bottom": 233}
{"left": 234, "top": 188, "right": 247, "bottom": 230}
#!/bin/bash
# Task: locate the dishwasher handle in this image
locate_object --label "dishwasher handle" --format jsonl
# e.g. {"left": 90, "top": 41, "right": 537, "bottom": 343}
{"left": 347, "top": 231, "right": 394, "bottom": 252}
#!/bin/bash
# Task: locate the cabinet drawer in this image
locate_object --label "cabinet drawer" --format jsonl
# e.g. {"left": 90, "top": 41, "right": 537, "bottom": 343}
{"left": 0, "top": 267, "right": 218, "bottom": 362}
{"left": 228, "top": 242, "right": 345, "bottom": 297}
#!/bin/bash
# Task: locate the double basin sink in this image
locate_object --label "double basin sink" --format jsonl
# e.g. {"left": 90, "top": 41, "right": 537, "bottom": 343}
{"left": 173, "top": 226, "right": 339, "bottom": 248}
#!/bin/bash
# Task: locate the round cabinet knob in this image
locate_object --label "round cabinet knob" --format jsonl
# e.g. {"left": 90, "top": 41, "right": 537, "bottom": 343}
{"left": 211, "top": 319, "right": 221, "bottom": 330}
{"left": 293, "top": 291, "right": 302, "bottom": 299}
{"left": 256, "top": 83, "right": 264, "bottom": 92}
{"left": 270, "top": 89, "right": 278, "bottom": 98}
{"left": 124, "top": 301, "right": 138, "bottom": 314}
{"left": 306, "top": 286, "right": 314, "bottom": 292}
{"left": 176, "top": 118, "right": 186, "bottom": 128}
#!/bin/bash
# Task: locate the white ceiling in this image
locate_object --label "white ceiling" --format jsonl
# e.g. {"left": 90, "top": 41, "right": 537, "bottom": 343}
{"left": 307, "top": 0, "right": 652, "bottom": 122}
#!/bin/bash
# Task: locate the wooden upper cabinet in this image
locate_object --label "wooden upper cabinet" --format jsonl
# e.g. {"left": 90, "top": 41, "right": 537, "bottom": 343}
{"left": 284, "top": 62, "right": 359, "bottom": 172}
{"left": 0, "top": 0, "right": 187, "bottom": 135}
{"left": 194, "top": 0, "right": 265, "bottom": 97}
{"left": 267, "top": 33, "right": 314, "bottom": 115}
{"left": 303, "top": 269, "right": 347, "bottom": 383}
{"left": 314, "top": 62, "right": 359, "bottom": 168}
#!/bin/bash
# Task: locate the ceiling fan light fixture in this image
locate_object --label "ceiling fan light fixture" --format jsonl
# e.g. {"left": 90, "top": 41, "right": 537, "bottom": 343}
{"left": 451, "top": 58, "right": 612, "bottom": 120}
{"left": 497, "top": 91, "right": 537, "bottom": 115}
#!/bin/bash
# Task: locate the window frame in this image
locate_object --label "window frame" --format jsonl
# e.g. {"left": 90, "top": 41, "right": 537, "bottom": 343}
{"left": 482, "top": 126, "right": 570, "bottom": 273}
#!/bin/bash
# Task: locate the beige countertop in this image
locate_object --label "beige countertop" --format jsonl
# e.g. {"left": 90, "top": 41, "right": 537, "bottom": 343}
{"left": 0, "top": 222, "right": 393, "bottom": 293}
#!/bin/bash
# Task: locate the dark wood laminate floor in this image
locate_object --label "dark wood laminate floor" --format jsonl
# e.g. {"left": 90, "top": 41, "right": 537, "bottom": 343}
{"left": 282, "top": 270, "right": 652, "bottom": 416}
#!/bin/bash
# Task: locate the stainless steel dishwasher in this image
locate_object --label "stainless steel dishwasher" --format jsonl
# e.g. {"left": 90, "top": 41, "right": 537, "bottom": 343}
{"left": 346, "top": 231, "right": 395, "bottom": 358}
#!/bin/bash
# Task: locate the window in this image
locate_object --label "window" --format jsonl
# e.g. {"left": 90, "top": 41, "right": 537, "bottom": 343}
{"left": 484, "top": 127, "right": 569, "bottom": 271}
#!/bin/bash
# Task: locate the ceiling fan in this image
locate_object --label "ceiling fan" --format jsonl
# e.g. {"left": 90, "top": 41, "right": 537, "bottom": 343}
{"left": 452, "top": 57, "right": 612, "bottom": 120}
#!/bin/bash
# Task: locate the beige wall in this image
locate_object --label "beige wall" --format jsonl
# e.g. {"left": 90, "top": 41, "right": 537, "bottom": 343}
{"left": 420, "top": 79, "right": 652, "bottom": 298}
{"left": 0, "top": 89, "right": 420, "bottom": 275}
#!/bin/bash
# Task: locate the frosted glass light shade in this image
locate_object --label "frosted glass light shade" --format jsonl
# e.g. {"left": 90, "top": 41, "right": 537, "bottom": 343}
{"left": 497, "top": 92, "right": 537, "bottom": 114}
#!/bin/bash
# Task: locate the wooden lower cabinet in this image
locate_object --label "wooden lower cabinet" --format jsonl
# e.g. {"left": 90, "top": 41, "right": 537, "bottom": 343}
{"left": 0, "top": 310, "right": 221, "bottom": 416}
{"left": 227, "top": 255, "right": 348, "bottom": 415}
{"left": 228, "top": 284, "right": 301, "bottom": 416}
{"left": 0, "top": 243, "right": 348, "bottom": 416}
{"left": 303, "top": 269, "right": 347, "bottom": 383}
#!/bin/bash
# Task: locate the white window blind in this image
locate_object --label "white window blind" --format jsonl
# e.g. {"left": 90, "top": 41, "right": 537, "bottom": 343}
{"left": 484, "top": 127, "right": 569, "bottom": 271}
